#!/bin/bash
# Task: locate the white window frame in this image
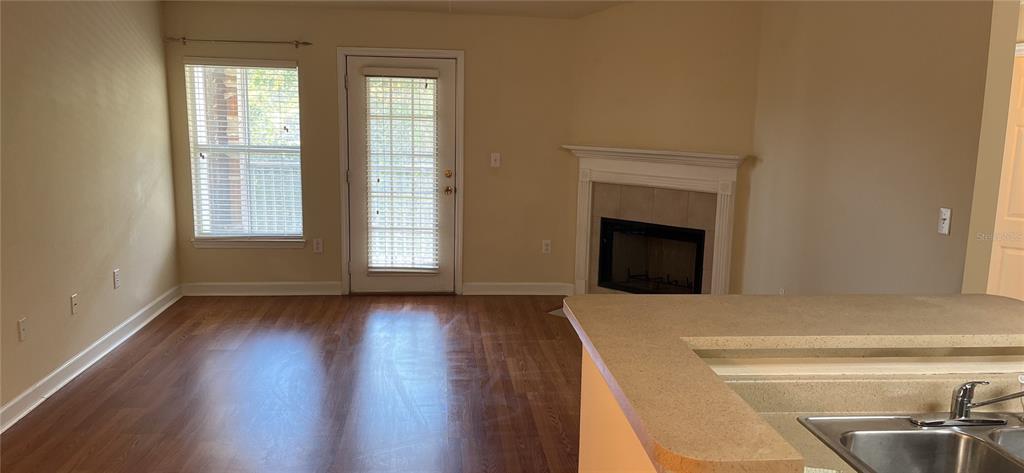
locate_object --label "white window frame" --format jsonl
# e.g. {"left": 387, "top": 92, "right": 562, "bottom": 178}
{"left": 337, "top": 48, "right": 465, "bottom": 294}
{"left": 184, "top": 57, "right": 306, "bottom": 249}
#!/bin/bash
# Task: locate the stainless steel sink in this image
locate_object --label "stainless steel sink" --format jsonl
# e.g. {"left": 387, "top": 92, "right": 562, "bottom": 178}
{"left": 800, "top": 414, "right": 1024, "bottom": 473}
{"left": 994, "top": 428, "right": 1024, "bottom": 459}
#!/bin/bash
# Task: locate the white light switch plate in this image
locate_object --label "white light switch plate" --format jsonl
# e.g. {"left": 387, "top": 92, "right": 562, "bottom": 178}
{"left": 313, "top": 238, "right": 323, "bottom": 254}
{"left": 490, "top": 152, "right": 501, "bottom": 168}
{"left": 113, "top": 268, "right": 121, "bottom": 289}
{"left": 938, "top": 207, "right": 951, "bottom": 235}
{"left": 70, "top": 293, "right": 79, "bottom": 315}
{"left": 17, "top": 317, "right": 28, "bottom": 341}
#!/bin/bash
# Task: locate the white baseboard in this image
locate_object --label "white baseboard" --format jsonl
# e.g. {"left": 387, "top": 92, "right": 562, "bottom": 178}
{"left": 183, "top": 281, "right": 569, "bottom": 296}
{"left": 462, "top": 282, "right": 575, "bottom": 296}
{"left": 0, "top": 286, "right": 182, "bottom": 433}
{"left": 181, "top": 281, "right": 344, "bottom": 296}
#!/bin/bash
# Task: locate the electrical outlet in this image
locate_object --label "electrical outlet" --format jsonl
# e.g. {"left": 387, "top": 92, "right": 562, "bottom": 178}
{"left": 70, "top": 293, "right": 79, "bottom": 315}
{"left": 778, "top": 288, "right": 786, "bottom": 295}
{"left": 541, "top": 239, "right": 552, "bottom": 254}
{"left": 313, "top": 238, "right": 323, "bottom": 254}
{"left": 113, "top": 268, "right": 121, "bottom": 289}
{"left": 17, "top": 317, "right": 28, "bottom": 341}
{"left": 490, "top": 152, "right": 501, "bottom": 168}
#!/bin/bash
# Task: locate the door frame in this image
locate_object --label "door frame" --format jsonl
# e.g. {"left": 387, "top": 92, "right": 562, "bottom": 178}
{"left": 985, "top": 43, "right": 1024, "bottom": 297}
{"left": 337, "top": 47, "right": 465, "bottom": 294}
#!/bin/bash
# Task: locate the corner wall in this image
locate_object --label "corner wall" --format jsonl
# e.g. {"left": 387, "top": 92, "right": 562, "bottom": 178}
{"left": 1, "top": 1, "right": 179, "bottom": 403}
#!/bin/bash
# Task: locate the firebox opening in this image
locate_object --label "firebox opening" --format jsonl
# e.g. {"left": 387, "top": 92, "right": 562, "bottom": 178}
{"left": 597, "top": 217, "right": 705, "bottom": 294}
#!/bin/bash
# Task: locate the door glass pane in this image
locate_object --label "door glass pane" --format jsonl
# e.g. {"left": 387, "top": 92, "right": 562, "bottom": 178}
{"left": 365, "top": 76, "right": 439, "bottom": 271}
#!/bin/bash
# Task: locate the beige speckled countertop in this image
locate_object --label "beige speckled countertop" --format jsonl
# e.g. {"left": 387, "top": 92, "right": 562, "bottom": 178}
{"left": 562, "top": 294, "right": 1024, "bottom": 473}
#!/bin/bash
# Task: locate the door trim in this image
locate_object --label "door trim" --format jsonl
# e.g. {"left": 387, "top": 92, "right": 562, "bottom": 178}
{"left": 337, "top": 47, "right": 465, "bottom": 294}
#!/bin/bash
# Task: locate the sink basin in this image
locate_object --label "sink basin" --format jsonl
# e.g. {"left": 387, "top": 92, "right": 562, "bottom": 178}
{"left": 800, "top": 415, "right": 1024, "bottom": 473}
{"left": 841, "top": 430, "right": 1022, "bottom": 473}
{"left": 993, "top": 428, "right": 1024, "bottom": 460}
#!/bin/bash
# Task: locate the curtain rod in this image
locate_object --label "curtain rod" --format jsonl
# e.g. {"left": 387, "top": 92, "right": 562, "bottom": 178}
{"left": 166, "top": 37, "right": 313, "bottom": 48}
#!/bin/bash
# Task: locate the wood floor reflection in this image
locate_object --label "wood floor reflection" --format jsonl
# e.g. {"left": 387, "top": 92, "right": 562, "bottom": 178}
{"left": 1, "top": 295, "right": 582, "bottom": 473}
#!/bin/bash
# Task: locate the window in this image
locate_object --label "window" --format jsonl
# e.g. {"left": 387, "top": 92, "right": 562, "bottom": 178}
{"left": 184, "top": 60, "right": 303, "bottom": 239}
{"left": 365, "top": 76, "right": 439, "bottom": 270}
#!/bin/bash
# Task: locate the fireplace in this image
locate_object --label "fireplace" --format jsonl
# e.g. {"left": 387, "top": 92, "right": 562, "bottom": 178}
{"left": 598, "top": 217, "right": 705, "bottom": 294}
{"left": 566, "top": 145, "right": 742, "bottom": 294}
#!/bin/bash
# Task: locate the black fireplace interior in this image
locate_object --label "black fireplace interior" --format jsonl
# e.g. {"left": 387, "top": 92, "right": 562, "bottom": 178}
{"left": 598, "top": 217, "right": 705, "bottom": 294}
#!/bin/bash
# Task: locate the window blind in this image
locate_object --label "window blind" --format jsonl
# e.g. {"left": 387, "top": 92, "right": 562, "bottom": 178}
{"left": 366, "top": 76, "right": 439, "bottom": 271}
{"left": 184, "top": 62, "right": 303, "bottom": 238}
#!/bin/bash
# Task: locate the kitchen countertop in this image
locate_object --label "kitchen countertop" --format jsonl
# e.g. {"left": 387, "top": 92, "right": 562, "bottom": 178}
{"left": 562, "top": 294, "right": 1024, "bottom": 473}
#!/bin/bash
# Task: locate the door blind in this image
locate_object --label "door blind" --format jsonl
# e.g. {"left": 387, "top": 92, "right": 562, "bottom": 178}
{"left": 184, "top": 62, "right": 303, "bottom": 238}
{"left": 365, "top": 76, "right": 440, "bottom": 271}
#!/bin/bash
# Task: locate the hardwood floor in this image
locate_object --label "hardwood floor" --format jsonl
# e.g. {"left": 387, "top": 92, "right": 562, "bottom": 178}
{"left": 1, "top": 295, "right": 582, "bottom": 473}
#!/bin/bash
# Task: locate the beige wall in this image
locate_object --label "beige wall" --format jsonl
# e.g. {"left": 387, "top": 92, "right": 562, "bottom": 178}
{"left": 162, "top": 2, "right": 578, "bottom": 285}
{"left": 568, "top": 2, "right": 762, "bottom": 155}
{"left": 963, "top": 0, "right": 1020, "bottom": 293}
{"left": 162, "top": 2, "right": 762, "bottom": 287}
{"left": 163, "top": 1, "right": 999, "bottom": 295}
{"left": 565, "top": 1, "right": 997, "bottom": 294}
{"left": 1, "top": 2, "right": 178, "bottom": 403}
{"left": 741, "top": 1, "right": 992, "bottom": 294}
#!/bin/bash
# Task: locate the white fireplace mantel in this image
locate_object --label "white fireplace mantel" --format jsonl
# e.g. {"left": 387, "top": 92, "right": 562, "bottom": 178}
{"left": 564, "top": 145, "right": 744, "bottom": 295}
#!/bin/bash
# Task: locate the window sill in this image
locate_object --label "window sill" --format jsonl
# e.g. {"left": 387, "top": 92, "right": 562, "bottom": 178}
{"left": 367, "top": 268, "right": 441, "bottom": 276}
{"left": 191, "top": 238, "right": 306, "bottom": 249}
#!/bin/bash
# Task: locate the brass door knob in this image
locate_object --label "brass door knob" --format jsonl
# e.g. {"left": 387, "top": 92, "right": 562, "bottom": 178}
{"left": 444, "top": 185, "right": 455, "bottom": 195}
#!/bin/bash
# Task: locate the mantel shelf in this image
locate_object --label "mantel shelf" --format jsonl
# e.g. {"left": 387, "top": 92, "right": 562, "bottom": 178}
{"left": 563, "top": 145, "right": 744, "bottom": 169}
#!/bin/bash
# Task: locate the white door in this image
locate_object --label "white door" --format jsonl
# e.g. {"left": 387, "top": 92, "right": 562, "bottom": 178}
{"left": 346, "top": 56, "right": 457, "bottom": 293}
{"left": 988, "top": 56, "right": 1024, "bottom": 301}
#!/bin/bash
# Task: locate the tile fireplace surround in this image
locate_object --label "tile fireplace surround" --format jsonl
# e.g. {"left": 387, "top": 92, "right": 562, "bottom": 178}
{"left": 565, "top": 145, "right": 744, "bottom": 295}
{"left": 589, "top": 185, "right": 716, "bottom": 295}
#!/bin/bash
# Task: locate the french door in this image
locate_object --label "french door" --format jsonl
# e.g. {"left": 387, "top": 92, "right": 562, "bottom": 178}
{"left": 346, "top": 56, "right": 457, "bottom": 293}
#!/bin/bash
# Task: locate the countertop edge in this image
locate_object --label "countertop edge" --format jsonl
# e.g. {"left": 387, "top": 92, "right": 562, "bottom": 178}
{"left": 564, "top": 303, "right": 806, "bottom": 473}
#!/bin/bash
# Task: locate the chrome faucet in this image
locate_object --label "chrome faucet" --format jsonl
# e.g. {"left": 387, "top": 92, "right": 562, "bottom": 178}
{"left": 913, "top": 380, "right": 1024, "bottom": 427}
{"left": 951, "top": 380, "right": 992, "bottom": 419}
{"left": 954, "top": 380, "right": 1024, "bottom": 416}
